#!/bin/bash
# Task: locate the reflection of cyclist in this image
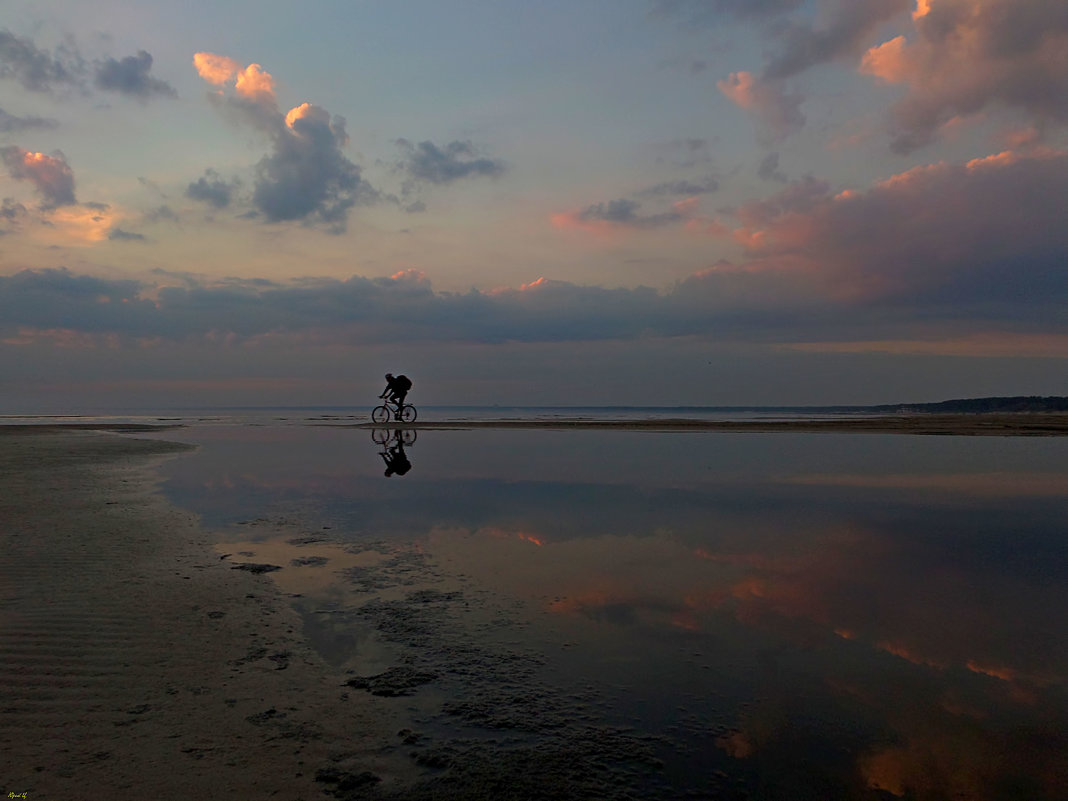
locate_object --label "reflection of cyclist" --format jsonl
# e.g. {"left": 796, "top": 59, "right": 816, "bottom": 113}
{"left": 379, "top": 373, "right": 412, "bottom": 409}
{"left": 381, "top": 439, "right": 411, "bottom": 477}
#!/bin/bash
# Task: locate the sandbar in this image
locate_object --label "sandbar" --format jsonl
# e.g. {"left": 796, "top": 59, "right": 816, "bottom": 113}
{"left": 353, "top": 412, "right": 1068, "bottom": 436}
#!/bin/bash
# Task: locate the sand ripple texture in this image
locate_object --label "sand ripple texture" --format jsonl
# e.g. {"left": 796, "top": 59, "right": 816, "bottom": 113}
{"left": 0, "top": 430, "right": 403, "bottom": 800}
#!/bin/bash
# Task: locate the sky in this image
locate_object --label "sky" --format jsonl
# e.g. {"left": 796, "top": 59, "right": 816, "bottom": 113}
{"left": 1, "top": 0, "right": 1066, "bottom": 410}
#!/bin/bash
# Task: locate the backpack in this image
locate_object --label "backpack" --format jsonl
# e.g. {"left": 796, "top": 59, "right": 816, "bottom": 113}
{"left": 394, "top": 374, "right": 413, "bottom": 392}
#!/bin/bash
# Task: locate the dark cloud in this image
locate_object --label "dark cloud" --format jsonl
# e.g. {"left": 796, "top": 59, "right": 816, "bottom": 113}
{"left": 734, "top": 174, "right": 830, "bottom": 227}
{"left": 0, "top": 268, "right": 153, "bottom": 336}
{"left": 0, "top": 30, "right": 84, "bottom": 93}
{"left": 145, "top": 205, "right": 177, "bottom": 223}
{"left": 108, "top": 228, "right": 146, "bottom": 241}
{"left": 186, "top": 168, "right": 238, "bottom": 208}
{"left": 253, "top": 107, "right": 373, "bottom": 230}
{"left": 576, "top": 198, "right": 688, "bottom": 228}
{"left": 762, "top": 0, "right": 911, "bottom": 80}
{"left": 638, "top": 175, "right": 720, "bottom": 196}
{"left": 94, "top": 50, "right": 177, "bottom": 99}
{"left": 757, "top": 152, "right": 787, "bottom": 182}
{"left": 0, "top": 197, "right": 27, "bottom": 234}
{"left": 723, "top": 151, "right": 1068, "bottom": 313}
{"left": 1, "top": 145, "right": 77, "bottom": 208}
{"left": 394, "top": 139, "right": 506, "bottom": 186}
{"left": 0, "top": 107, "right": 58, "bottom": 132}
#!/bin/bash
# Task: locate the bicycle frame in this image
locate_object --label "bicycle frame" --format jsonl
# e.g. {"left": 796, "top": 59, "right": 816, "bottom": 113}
{"left": 371, "top": 399, "right": 417, "bottom": 423}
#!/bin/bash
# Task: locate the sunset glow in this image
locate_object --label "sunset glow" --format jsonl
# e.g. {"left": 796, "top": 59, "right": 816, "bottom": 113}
{"left": 0, "top": 0, "right": 1064, "bottom": 408}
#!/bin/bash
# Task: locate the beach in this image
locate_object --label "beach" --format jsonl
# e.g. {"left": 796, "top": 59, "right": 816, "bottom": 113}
{"left": 353, "top": 412, "right": 1068, "bottom": 435}
{"left": 2, "top": 418, "right": 1066, "bottom": 800}
{"left": 0, "top": 427, "right": 407, "bottom": 800}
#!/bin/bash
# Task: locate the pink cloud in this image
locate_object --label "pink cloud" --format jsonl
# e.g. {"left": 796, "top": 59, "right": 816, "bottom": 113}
{"left": 192, "top": 52, "right": 240, "bottom": 85}
{"left": 718, "top": 148, "right": 1068, "bottom": 302}
{"left": 1, "top": 146, "right": 76, "bottom": 208}
{"left": 717, "top": 71, "right": 806, "bottom": 142}
{"left": 193, "top": 51, "right": 278, "bottom": 114}
{"left": 234, "top": 63, "right": 276, "bottom": 104}
{"left": 859, "top": 0, "right": 1068, "bottom": 151}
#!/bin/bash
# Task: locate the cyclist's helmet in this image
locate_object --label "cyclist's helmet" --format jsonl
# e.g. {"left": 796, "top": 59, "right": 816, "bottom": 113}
{"left": 385, "top": 373, "right": 393, "bottom": 379}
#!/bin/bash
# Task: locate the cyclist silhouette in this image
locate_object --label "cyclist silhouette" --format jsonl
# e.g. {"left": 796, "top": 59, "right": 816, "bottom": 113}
{"left": 380, "top": 373, "right": 412, "bottom": 408}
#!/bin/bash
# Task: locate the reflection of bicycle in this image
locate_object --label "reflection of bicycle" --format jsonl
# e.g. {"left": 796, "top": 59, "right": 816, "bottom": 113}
{"left": 372, "top": 428, "right": 417, "bottom": 446}
{"left": 372, "top": 398, "right": 417, "bottom": 423}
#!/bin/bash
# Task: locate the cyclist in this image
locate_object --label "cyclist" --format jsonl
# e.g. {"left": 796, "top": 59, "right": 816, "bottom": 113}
{"left": 379, "top": 373, "right": 413, "bottom": 411}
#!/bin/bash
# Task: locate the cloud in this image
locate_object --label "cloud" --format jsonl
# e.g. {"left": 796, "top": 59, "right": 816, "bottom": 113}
{"left": 757, "top": 151, "right": 788, "bottom": 182}
{"left": 718, "top": 149, "right": 1068, "bottom": 312}
{"left": 0, "top": 107, "right": 58, "bottom": 132}
{"left": 637, "top": 175, "right": 720, "bottom": 196}
{"left": 762, "top": 0, "right": 911, "bottom": 80}
{"left": 194, "top": 53, "right": 374, "bottom": 231}
{"left": 0, "top": 29, "right": 84, "bottom": 93}
{"left": 3, "top": 149, "right": 1065, "bottom": 348}
{"left": 254, "top": 103, "right": 371, "bottom": 228}
{"left": 192, "top": 52, "right": 240, "bottom": 85}
{"left": 860, "top": 0, "right": 1068, "bottom": 152}
{"left": 186, "top": 168, "right": 239, "bottom": 208}
{"left": 394, "top": 139, "right": 506, "bottom": 187}
{"left": 552, "top": 196, "right": 700, "bottom": 232}
{"left": 654, "top": 0, "right": 911, "bottom": 97}
{"left": 94, "top": 50, "right": 177, "bottom": 99}
{"left": 108, "top": 227, "right": 145, "bottom": 241}
{"left": 718, "top": 71, "right": 806, "bottom": 142}
{"left": 0, "top": 197, "right": 28, "bottom": 234}
{"left": 1, "top": 146, "right": 76, "bottom": 208}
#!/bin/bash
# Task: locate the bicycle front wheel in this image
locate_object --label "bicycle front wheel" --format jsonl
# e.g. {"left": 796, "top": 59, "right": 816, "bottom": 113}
{"left": 400, "top": 404, "right": 417, "bottom": 423}
{"left": 371, "top": 405, "right": 391, "bottom": 424}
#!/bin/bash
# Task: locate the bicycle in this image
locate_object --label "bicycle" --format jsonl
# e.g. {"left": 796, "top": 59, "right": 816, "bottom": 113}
{"left": 371, "top": 397, "right": 417, "bottom": 424}
{"left": 372, "top": 427, "right": 417, "bottom": 446}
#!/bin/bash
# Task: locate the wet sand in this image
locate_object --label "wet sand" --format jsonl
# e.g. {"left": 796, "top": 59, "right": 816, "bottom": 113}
{"left": 3, "top": 417, "right": 1065, "bottom": 799}
{"left": 0, "top": 428, "right": 408, "bottom": 800}
{"left": 354, "top": 412, "right": 1068, "bottom": 435}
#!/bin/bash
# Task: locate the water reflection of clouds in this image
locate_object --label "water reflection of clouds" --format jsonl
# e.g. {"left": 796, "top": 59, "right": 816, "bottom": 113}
{"left": 154, "top": 426, "right": 1068, "bottom": 799}
{"left": 431, "top": 518, "right": 1065, "bottom": 691}
{"left": 789, "top": 472, "right": 1068, "bottom": 497}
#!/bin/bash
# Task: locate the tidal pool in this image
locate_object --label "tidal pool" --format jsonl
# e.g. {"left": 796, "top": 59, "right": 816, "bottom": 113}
{"left": 154, "top": 425, "right": 1068, "bottom": 800}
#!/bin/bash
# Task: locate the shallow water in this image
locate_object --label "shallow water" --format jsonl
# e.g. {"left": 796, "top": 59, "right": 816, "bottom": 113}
{"left": 152, "top": 425, "right": 1068, "bottom": 800}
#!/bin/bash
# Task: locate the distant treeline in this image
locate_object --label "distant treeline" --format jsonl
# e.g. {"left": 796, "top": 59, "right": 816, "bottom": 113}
{"left": 868, "top": 396, "right": 1068, "bottom": 413}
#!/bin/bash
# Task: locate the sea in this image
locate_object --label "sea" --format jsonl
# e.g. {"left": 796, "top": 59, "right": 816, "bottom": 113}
{"left": 0, "top": 404, "right": 880, "bottom": 427}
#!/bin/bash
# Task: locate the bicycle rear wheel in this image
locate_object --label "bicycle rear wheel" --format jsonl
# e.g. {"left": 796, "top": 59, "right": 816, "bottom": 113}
{"left": 371, "top": 405, "right": 391, "bottom": 424}
{"left": 371, "top": 428, "right": 391, "bottom": 445}
{"left": 400, "top": 404, "right": 417, "bottom": 423}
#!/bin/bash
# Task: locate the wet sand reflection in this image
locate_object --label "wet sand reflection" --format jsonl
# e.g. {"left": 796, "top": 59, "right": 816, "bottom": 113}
{"left": 156, "top": 427, "right": 1068, "bottom": 799}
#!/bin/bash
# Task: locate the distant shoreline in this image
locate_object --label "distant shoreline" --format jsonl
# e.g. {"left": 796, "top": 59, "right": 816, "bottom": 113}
{"left": 354, "top": 412, "right": 1068, "bottom": 435}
